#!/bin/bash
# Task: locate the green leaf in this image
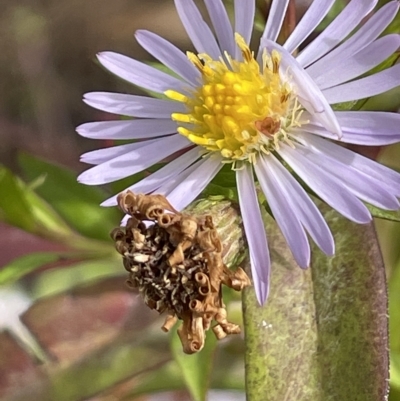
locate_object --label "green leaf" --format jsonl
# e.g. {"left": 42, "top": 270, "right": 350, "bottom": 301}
{"left": 242, "top": 203, "right": 389, "bottom": 401}
{"left": 18, "top": 153, "right": 121, "bottom": 241}
{"left": 361, "top": 87, "right": 400, "bottom": 112}
{"left": 331, "top": 100, "right": 358, "bottom": 111}
{"left": 109, "top": 171, "right": 147, "bottom": 195}
{"left": 202, "top": 165, "right": 238, "bottom": 201}
{"left": 121, "top": 360, "right": 185, "bottom": 400}
{"left": 212, "top": 165, "right": 237, "bottom": 187}
{"left": 390, "top": 387, "right": 400, "bottom": 401}
{"left": 0, "top": 166, "right": 72, "bottom": 237}
{"left": 31, "top": 258, "right": 122, "bottom": 298}
{"left": 0, "top": 252, "right": 73, "bottom": 285}
{"left": 0, "top": 166, "right": 36, "bottom": 231}
{"left": 366, "top": 53, "right": 399, "bottom": 79}
{"left": 170, "top": 327, "right": 218, "bottom": 401}
{"left": 24, "top": 187, "right": 74, "bottom": 238}
{"left": 368, "top": 204, "right": 400, "bottom": 222}
{"left": 202, "top": 183, "right": 238, "bottom": 201}
{"left": 390, "top": 234, "right": 400, "bottom": 401}
{"left": 122, "top": 347, "right": 246, "bottom": 400}
{"left": 391, "top": 352, "right": 400, "bottom": 391}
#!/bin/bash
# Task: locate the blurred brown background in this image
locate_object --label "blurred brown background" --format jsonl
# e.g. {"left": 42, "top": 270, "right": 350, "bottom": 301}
{"left": 0, "top": 0, "right": 196, "bottom": 172}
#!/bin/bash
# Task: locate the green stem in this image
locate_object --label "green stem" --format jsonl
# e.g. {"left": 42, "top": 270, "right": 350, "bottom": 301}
{"left": 34, "top": 224, "right": 116, "bottom": 258}
{"left": 242, "top": 205, "right": 389, "bottom": 401}
{"left": 242, "top": 212, "right": 318, "bottom": 400}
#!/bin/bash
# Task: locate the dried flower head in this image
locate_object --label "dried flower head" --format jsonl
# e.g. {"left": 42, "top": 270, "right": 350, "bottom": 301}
{"left": 111, "top": 191, "right": 251, "bottom": 354}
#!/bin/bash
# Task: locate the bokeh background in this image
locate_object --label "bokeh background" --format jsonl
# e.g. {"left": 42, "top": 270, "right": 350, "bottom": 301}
{"left": 0, "top": 0, "right": 399, "bottom": 400}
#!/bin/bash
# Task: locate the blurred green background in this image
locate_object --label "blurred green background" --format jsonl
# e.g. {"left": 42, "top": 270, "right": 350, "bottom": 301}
{"left": 0, "top": 1, "right": 399, "bottom": 400}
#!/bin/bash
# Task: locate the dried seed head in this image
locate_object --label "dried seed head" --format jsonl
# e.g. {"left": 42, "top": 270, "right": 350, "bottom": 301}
{"left": 112, "top": 191, "right": 251, "bottom": 354}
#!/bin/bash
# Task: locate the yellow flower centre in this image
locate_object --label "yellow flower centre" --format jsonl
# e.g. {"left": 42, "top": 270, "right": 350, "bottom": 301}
{"left": 165, "top": 34, "right": 302, "bottom": 164}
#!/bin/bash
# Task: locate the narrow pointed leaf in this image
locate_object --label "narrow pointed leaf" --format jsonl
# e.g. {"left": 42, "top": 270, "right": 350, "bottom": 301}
{"left": 18, "top": 153, "right": 121, "bottom": 241}
{"left": 170, "top": 330, "right": 217, "bottom": 401}
{"left": 31, "top": 258, "right": 121, "bottom": 298}
{"left": 121, "top": 360, "right": 184, "bottom": 400}
{"left": 367, "top": 203, "right": 400, "bottom": 222}
{"left": 0, "top": 166, "right": 73, "bottom": 237}
{"left": 0, "top": 252, "right": 73, "bottom": 286}
{"left": 0, "top": 167, "right": 36, "bottom": 231}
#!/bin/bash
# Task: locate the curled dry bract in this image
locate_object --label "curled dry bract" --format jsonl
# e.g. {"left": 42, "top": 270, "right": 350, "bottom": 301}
{"left": 111, "top": 191, "right": 251, "bottom": 353}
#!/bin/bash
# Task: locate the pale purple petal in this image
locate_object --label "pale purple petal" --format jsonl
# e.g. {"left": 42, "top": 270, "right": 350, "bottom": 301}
{"left": 174, "top": 0, "right": 221, "bottom": 59}
{"left": 234, "top": 0, "right": 255, "bottom": 58}
{"left": 165, "top": 154, "right": 223, "bottom": 210}
{"left": 322, "top": 63, "right": 400, "bottom": 104}
{"left": 254, "top": 157, "right": 310, "bottom": 268}
{"left": 135, "top": 30, "right": 200, "bottom": 86}
{"left": 283, "top": 0, "right": 336, "bottom": 54}
{"left": 83, "top": 92, "right": 185, "bottom": 118}
{"left": 315, "top": 35, "right": 400, "bottom": 90}
{"left": 97, "top": 52, "right": 188, "bottom": 94}
{"left": 101, "top": 147, "right": 204, "bottom": 206}
{"left": 297, "top": 0, "right": 378, "bottom": 68}
{"left": 291, "top": 124, "right": 337, "bottom": 141}
{"left": 78, "top": 134, "right": 191, "bottom": 185}
{"left": 293, "top": 133, "right": 400, "bottom": 197}
{"left": 80, "top": 141, "right": 152, "bottom": 165}
{"left": 260, "top": 0, "right": 290, "bottom": 43}
{"left": 236, "top": 165, "right": 270, "bottom": 304}
{"left": 120, "top": 214, "right": 130, "bottom": 227}
{"left": 261, "top": 40, "right": 341, "bottom": 137}
{"left": 336, "top": 111, "right": 400, "bottom": 146}
{"left": 77, "top": 119, "right": 178, "bottom": 140}
{"left": 295, "top": 126, "right": 400, "bottom": 147}
{"left": 292, "top": 137, "right": 400, "bottom": 210}
{"left": 260, "top": 154, "right": 334, "bottom": 256}
{"left": 204, "top": 0, "right": 235, "bottom": 55}
{"left": 157, "top": 157, "right": 206, "bottom": 198}
{"left": 306, "top": 1, "right": 400, "bottom": 79}
{"left": 299, "top": 111, "right": 400, "bottom": 146}
{"left": 278, "top": 143, "right": 372, "bottom": 223}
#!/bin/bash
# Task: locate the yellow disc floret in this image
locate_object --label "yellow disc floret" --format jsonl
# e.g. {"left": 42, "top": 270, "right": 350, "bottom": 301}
{"left": 165, "top": 34, "right": 302, "bottom": 164}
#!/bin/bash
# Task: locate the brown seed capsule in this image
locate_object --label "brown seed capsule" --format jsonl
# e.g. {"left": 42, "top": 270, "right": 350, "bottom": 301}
{"left": 111, "top": 191, "right": 251, "bottom": 354}
{"left": 189, "top": 299, "right": 203, "bottom": 313}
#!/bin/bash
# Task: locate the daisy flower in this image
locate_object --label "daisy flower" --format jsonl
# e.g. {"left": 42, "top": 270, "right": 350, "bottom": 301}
{"left": 77, "top": 0, "right": 400, "bottom": 304}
